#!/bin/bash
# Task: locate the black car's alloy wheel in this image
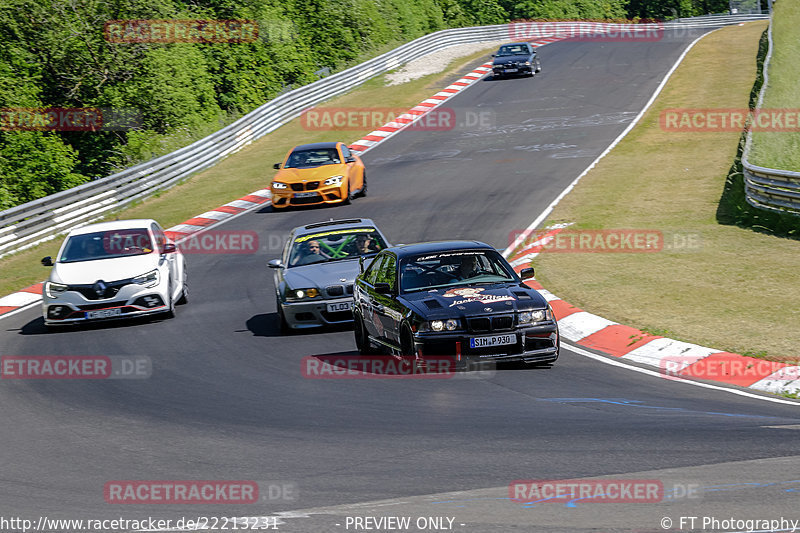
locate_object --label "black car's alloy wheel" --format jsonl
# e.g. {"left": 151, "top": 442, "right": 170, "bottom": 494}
{"left": 354, "top": 313, "right": 375, "bottom": 354}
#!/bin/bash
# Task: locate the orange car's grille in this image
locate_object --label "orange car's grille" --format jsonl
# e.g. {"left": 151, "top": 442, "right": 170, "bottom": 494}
{"left": 290, "top": 183, "right": 304, "bottom": 191}
{"left": 290, "top": 181, "right": 322, "bottom": 191}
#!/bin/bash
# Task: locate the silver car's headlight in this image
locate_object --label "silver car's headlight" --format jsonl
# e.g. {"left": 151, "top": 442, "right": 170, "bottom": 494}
{"left": 324, "top": 175, "right": 344, "bottom": 186}
{"left": 132, "top": 270, "right": 159, "bottom": 288}
{"left": 272, "top": 182, "right": 288, "bottom": 189}
{"left": 45, "top": 281, "right": 68, "bottom": 298}
{"left": 286, "top": 288, "right": 319, "bottom": 301}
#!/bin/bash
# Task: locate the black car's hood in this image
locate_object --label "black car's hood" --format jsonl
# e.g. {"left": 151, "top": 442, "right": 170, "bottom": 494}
{"left": 401, "top": 283, "right": 547, "bottom": 318}
{"left": 493, "top": 55, "right": 530, "bottom": 66}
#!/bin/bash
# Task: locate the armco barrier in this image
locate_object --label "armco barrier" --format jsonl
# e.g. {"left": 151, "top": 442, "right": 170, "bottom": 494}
{"left": 0, "top": 15, "right": 768, "bottom": 258}
{"left": 742, "top": 15, "right": 800, "bottom": 217}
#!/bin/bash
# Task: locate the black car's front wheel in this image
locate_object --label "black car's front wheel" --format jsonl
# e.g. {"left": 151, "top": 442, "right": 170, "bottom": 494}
{"left": 400, "top": 324, "right": 417, "bottom": 357}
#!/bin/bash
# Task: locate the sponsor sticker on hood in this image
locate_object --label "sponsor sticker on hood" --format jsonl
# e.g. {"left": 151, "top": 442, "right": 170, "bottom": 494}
{"left": 442, "top": 287, "right": 515, "bottom": 307}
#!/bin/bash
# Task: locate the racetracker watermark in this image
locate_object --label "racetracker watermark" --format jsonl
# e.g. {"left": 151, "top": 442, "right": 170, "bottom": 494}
{"left": 1, "top": 356, "right": 151, "bottom": 379}
{"left": 104, "top": 19, "right": 258, "bottom": 43}
{"left": 104, "top": 481, "right": 264, "bottom": 504}
{"left": 0, "top": 107, "right": 141, "bottom": 131}
{"left": 302, "top": 355, "right": 459, "bottom": 379}
{"left": 509, "top": 229, "right": 662, "bottom": 253}
{"left": 509, "top": 479, "right": 663, "bottom": 503}
{"left": 509, "top": 229, "right": 703, "bottom": 254}
{"left": 300, "top": 107, "right": 494, "bottom": 131}
{"left": 660, "top": 108, "right": 800, "bottom": 132}
{"left": 660, "top": 355, "right": 800, "bottom": 382}
{"left": 179, "top": 231, "right": 258, "bottom": 254}
{"left": 508, "top": 20, "right": 664, "bottom": 42}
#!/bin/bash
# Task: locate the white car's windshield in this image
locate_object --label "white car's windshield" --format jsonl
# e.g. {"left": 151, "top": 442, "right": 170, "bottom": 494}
{"left": 59, "top": 230, "right": 154, "bottom": 263}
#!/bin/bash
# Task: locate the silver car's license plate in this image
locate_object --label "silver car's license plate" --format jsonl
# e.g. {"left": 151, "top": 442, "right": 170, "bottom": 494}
{"left": 470, "top": 334, "right": 515, "bottom": 349}
{"left": 327, "top": 301, "right": 352, "bottom": 313}
{"left": 294, "top": 192, "right": 319, "bottom": 198}
{"left": 504, "top": 68, "right": 518, "bottom": 73}
{"left": 86, "top": 308, "right": 122, "bottom": 319}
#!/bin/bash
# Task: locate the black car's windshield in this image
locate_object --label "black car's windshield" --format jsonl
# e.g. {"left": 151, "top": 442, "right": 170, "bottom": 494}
{"left": 59, "top": 229, "right": 154, "bottom": 263}
{"left": 400, "top": 250, "right": 516, "bottom": 292}
{"left": 283, "top": 148, "right": 341, "bottom": 168}
{"left": 497, "top": 45, "right": 529, "bottom": 57}
{"left": 289, "top": 228, "right": 387, "bottom": 267}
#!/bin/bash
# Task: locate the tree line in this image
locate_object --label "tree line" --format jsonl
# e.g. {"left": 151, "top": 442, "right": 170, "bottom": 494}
{"left": 0, "top": 0, "right": 733, "bottom": 210}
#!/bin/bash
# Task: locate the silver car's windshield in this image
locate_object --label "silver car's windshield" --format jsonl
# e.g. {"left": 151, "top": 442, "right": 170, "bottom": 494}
{"left": 288, "top": 228, "right": 387, "bottom": 267}
{"left": 59, "top": 230, "right": 154, "bottom": 263}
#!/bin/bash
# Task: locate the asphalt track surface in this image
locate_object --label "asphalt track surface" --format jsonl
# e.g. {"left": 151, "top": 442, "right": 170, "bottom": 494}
{"left": 2, "top": 26, "right": 799, "bottom": 532}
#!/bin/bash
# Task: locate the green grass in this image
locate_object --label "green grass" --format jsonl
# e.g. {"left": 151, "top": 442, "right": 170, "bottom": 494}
{"left": 749, "top": 1, "right": 800, "bottom": 171}
{"left": 533, "top": 21, "right": 800, "bottom": 362}
{"left": 0, "top": 46, "right": 498, "bottom": 298}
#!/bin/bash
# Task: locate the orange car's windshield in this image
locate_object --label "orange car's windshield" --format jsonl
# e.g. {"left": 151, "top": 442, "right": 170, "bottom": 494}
{"left": 284, "top": 149, "right": 341, "bottom": 169}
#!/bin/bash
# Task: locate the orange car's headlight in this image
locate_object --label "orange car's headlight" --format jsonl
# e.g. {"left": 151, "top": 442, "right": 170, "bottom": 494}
{"left": 323, "top": 175, "right": 344, "bottom": 186}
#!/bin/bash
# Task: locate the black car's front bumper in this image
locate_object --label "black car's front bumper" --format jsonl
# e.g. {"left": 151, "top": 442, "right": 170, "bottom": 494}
{"left": 492, "top": 64, "right": 533, "bottom": 77}
{"left": 412, "top": 323, "right": 559, "bottom": 365}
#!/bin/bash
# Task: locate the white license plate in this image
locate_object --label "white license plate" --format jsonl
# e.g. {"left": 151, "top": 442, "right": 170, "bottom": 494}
{"left": 504, "top": 68, "right": 518, "bottom": 72}
{"left": 294, "top": 192, "right": 319, "bottom": 198}
{"left": 470, "top": 334, "right": 515, "bottom": 349}
{"left": 327, "top": 301, "right": 353, "bottom": 313}
{"left": 86, "top": 308, "right": 122, "bottom": 319}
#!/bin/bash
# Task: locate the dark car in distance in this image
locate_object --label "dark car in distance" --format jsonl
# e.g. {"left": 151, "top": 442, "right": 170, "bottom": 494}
{"left": 491, "top": 42, "right": 541, "bottom": 78}
{"left": 353, "top": 241, "right": 559, "bottom": 369}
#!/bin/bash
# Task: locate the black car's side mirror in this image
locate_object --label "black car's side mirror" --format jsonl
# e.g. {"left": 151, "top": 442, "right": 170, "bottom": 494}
{"left": 41, "top": 256, "right": 53, "bottom": 266}
{"left": 273, "top": 163, "right": 281, "bottom": 170}
{"left": 520, "top": 267, "right": 535, "bottom": 280}
{"left": 374, "top": 282, "right": 393, "bottom": 294}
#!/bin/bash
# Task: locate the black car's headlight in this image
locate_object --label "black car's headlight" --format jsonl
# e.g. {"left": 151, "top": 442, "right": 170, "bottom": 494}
{"left": 132, "top": 269, "right": 159, "bottom": 288}
{"left": 45, "top": 281, "right": 68, "bottom": 298}
{"left": 524, "top": 61, "right": 531, "bottom": 66}
{"left": 286, "top": 287, "right": 319, "bottom": 301}
{"left": 420, "top": 319, "right": 460, "bottom": 332}
{"left": 518, "top": 307, "right": 554, "bottom": 325}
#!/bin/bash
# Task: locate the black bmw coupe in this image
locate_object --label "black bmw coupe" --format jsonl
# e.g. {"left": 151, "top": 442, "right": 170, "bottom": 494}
{"left": 353, "top": 241, "right": 559, "bottom": 368}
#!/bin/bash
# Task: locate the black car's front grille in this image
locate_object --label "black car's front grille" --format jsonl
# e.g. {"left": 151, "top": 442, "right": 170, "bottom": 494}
{"left": 468, "top": 317, "right": 491, "bottom": 332}
{"left": 467, "top": 315, "right": 514, "bottom": 333}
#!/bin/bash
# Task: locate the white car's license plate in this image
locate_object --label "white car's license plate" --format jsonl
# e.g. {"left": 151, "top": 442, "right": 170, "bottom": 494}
{"left": 327, "top": 301, "right": 353, "bottom": 313}
{"left": 86, "top": 308, "right": 122, "bottom": 319}
{"left": 294, "top": 192, "right": 319, "bottom": 198}
{"left": 470, "top": 334, "right": 515, "bottom": 349}
{"left": 504, "top": 68, "right": 518, "bottom": 72}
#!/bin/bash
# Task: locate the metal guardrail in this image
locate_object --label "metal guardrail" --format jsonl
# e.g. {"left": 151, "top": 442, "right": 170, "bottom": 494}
{"left": 0, "top": 15, "right": 770, "bottom": 258}
{"left": 741, "top": 12, "right": 800, "bottom": 217}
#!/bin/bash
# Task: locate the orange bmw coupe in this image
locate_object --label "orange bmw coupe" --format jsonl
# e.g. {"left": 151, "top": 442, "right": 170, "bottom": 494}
{"left": 270, "top": 141, "right": 367, "bottom": 209}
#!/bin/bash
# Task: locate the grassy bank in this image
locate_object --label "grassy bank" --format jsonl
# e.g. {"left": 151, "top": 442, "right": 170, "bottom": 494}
{"left": 749, "top": 0, "right": 800, "bottom": 171}
{"left": 0, "top": 46, "right": 497, "bottom": 297}
{"left": 532, "top": 21, "right": 800, "bottom": 362}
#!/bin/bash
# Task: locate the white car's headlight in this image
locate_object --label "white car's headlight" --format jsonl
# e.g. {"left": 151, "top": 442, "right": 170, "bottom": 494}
{"left": 324, "top": 175, "right": 344, "bottom": 186}
{"left": 45, "top": 281, "right": 68, "bottom": 298}
{"left": 272, "top": 182, "right": 288, "bottom": 189}
{"left": 132, "top": 270, "right": 159, "bottom": 288}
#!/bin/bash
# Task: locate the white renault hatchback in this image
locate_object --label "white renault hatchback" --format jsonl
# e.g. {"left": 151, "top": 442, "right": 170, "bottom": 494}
{"left": 41, "top": 219, "right": 187, "bottom": 327}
